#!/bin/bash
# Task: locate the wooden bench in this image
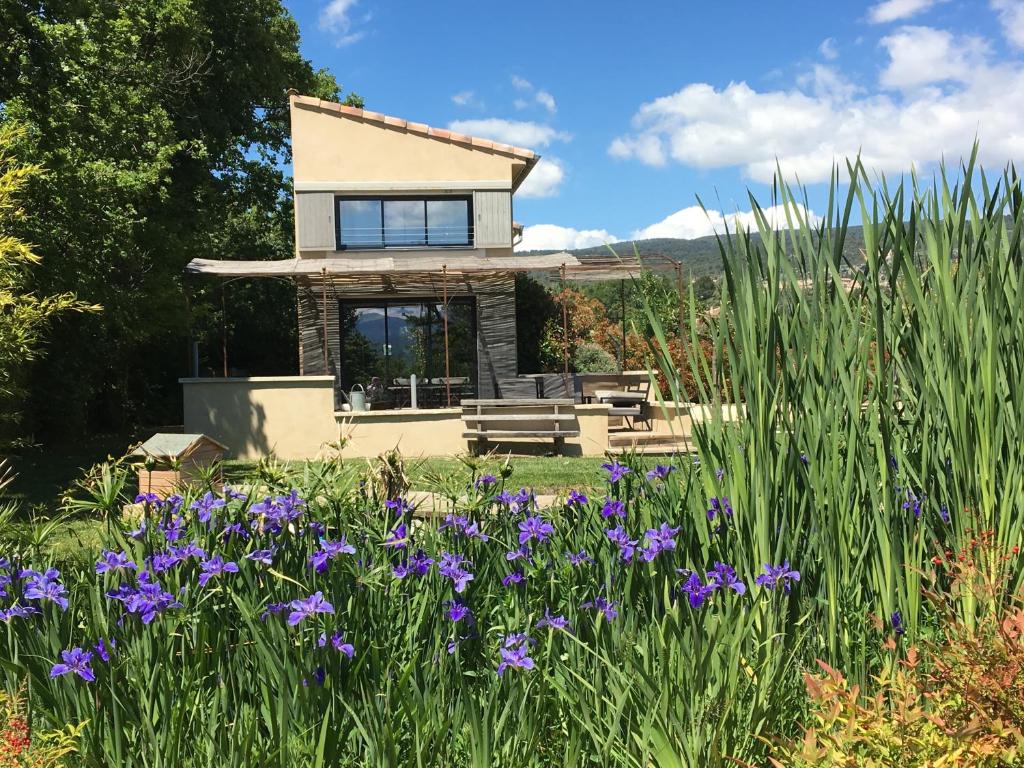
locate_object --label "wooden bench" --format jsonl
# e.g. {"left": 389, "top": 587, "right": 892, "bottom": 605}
{"left": 461, "top": 399, "right": 580, "bottom": 455}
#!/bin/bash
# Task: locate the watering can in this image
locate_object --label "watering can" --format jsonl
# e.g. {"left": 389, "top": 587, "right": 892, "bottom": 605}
{"left": 349, "top": 384, "right": 367, "bottom": 412}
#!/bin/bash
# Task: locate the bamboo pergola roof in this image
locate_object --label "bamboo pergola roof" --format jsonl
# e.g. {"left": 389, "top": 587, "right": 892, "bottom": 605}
{"left": 185, "top": 252, "right": 587, "bottom": 281}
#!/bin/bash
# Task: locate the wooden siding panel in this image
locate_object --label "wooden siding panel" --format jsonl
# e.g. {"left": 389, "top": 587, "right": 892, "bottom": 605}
{"left": 473, "top": 191, "right": 511, "bottom": 248}
{"left": 297, "top": 192, "right": 336, "bottom": 250}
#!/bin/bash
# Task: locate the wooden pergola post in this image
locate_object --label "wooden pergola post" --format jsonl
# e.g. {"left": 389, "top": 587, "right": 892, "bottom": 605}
{"left": 221, "top": 280, "right": 228, "bottom": 378}
{"left": 619, "top": 279, "right": 626, "bottom": 371}
{"left": 320, "top": 267, "right": 329, "bottom": 374}
{"left": 560, "top": 263, "right": 569, "bottom": 378}
{"left": 442, "top": 264, "right": 451, "bottom": 407}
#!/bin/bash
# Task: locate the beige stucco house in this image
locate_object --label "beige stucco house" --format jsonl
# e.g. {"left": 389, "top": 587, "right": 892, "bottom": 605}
{"left": 181, "top": 94, "right": 638, "bottom": 458}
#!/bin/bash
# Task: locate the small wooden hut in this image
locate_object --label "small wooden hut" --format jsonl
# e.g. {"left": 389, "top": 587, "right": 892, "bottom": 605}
{"left": 132, "top": 433, "right": 227, "bottom": 498}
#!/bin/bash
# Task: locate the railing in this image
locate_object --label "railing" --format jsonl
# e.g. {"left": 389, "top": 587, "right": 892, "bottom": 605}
{"left": 339, "top": 225, "right": 475, "bottom": 249}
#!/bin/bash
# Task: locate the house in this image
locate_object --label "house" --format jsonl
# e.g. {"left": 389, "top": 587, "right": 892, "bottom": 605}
{"left": 180, "top": 94, "right": 687, "bottom": 459}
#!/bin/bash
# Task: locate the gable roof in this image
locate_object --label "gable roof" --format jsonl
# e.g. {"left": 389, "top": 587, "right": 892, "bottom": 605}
{"left": 288, "top": 92, "right": 540, "bottom": 191}
{"left": 131, "top": 433, "right": 227, "bottom": 459}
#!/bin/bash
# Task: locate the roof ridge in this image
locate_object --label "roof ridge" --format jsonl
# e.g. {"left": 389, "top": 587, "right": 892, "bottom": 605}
{"left": 289, "top": 93, "right": 538, "bottom": 162}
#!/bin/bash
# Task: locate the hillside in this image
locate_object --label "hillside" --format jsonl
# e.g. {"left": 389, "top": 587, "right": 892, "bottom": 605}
{"left": 520, "top": 225, "right": 868, "bottom": 279}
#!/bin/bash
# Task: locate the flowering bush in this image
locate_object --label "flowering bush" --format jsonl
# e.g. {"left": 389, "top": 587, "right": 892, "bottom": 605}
{"left": 0, "top": 688, "right": 80, "bottom": 768}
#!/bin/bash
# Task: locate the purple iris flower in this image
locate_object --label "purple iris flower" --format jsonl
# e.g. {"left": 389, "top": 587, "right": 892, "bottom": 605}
{"left": 0, "top": 572, "right": 10, "bottom": 599}
{"left": 605, "top": 526, "right": 638, "bottom": 562}
{"left": 902, "top": 491, "right": 924, "bottom": 520}
{"left": 106, "top": 574, "right": 181, "bottom": 624}
{"left": 135, "top": 492, "right": 161, "bottom": 506}
{"left": 224, "top": 487, "right": 247, "bottom": 501}
{"left": 287, "top": 591, "right": 335, "bottom": 626}
{"left": 309, "top": 537, "right": 356, "bottom": 573}
{"left": 22, "top": 568, "right": 69, "bottom": 611}
{"left": 518, "top": 515, "right": 555, "bottom": 545}
{"left": 799, "top": 453, "right": 809, "bottom": 466}
{"left": 94, "top": 638, "right": 116, "bottom": 663}
{"left": 399, "top": 549, "right": 434, "bottom": 579}
{"left": 474, "top": 475, "right": 497, "bottom": 490}
{"left": 601, "top": 497, "right": 626, "bottom": 519}
{"left": 566, "top": 490, "right": 588, "bottom": 507}
{"left": 706, "top": 497, "right": 733, "bottom": 521}
{"left": 383, "top": 523, "right": 408, "bottom": 549}
{"left": 495, "top": 489, "right": 534, "bottom": 513}
{"left": 319, "top": 631, "right": 355, "bottom": 658}
{"left": 246, "top": 546, "right": 276, "bottom": 566}
{"left": 642, "top": 523, "right": 681, "bottom": 561}
{"left": 506, "top": 545, "right": 532, "bottom": 562}
{"left": 496, "top": 633, "right": 535, "bottom": 677}
{"left": 566, "top": 550, "right": 594, "bottom": 567}
{"left": 50, "top": 647, "right": 95, "bottom": 682}
{"left": 220, "top": 524, "right": 247, "bottom": 540}
{"left": 159, "top": 515, "right": 186, "bottom": 542}
{"left": 170, "top": 541, "right": 206, "bottom": 561}
{"left": 601, "top": 461, "right": 632, "bottom": 483}
{"left": 646, "top": 464, "right": 675, "bottom": 482}
{"left": 501, "top": 571, "right": 524, "bottom": 587}
{"left": 754, "top": 562, "right": 801, "bottom": 594}
{"left": 706, "top": 562, "right": 746, "bottom": 595}
{"left": 260, "top": 602, "right": 289, "bottom": 621}
{"left": 581, "top": 596, "right": 619, "bottom": 622}
{"left": 441, "top": 514, "right": 488, "bottom": 541}
{"left": 939, "top": 505, "right": 951, "bottom": 524}
{"left": 445, "top": 599, "right": 471, "bottom": 623}
{"left": 437, "top": 551, "right": 474, "bottom": 593}
{"left": 190, "top": 491, "right": 226, "bottom": 523}
{"left": 197, "top": 555, "right": 239, "bottom": 587}
{"left": 463, "top": 521, "right": 489, "bottom": 541}
{"left": 96, "top": 550, "right": 137, "bottom": 575}
{"left": 536, "top": 609, "right": 571, "bottom": 632}
{"left": 680, "top": 572, "right": 716, "bottom": 608}
{"left": 384, "top": 498, "right": 414, "bottom": 517}
{"left": 715, "top": 467, "right": 725, "bottom": 481}
{"left": 891, "top": 610, "right": 905, "bottom": 636}
{"left": 0, "top": 603, "right": 39, "bottom": 622}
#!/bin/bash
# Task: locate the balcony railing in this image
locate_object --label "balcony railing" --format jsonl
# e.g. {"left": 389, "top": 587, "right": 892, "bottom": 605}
{"left": 339, "top": 225, "right": 475, "bottom": 249}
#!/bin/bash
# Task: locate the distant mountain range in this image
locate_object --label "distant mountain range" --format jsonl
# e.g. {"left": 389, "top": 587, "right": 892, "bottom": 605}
{"left": 520, "top": 225, "right": 868, "bottom": 279}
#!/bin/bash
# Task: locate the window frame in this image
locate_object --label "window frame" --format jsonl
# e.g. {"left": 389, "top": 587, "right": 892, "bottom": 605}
{"left": 335, "top": 195, "right": 473, "bottom": 250}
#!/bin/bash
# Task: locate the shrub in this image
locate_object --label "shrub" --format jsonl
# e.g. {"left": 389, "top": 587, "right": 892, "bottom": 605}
{"left": 572, "top": 342, "right": 617, "bottom": 373}
{"left": 0, "top": 687, "right": 81, "bottom": 768}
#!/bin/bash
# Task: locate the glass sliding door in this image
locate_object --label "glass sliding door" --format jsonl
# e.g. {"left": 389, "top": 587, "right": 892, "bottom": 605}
{"left": 338, "top": 298, "right": 477, "bottom": 407}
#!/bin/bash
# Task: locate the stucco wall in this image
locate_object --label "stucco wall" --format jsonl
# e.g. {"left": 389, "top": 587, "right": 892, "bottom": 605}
{"left": 183, "top": 376, "right": 612, "bottom": 460}
{"left": 338, "top": 403, "right": 610, "bottom": 459}
{"left": 181, "top": 377, "right": 338, "bottom": 460}
{"left": 290, "top": 100, "right": 525, "bottom": 185}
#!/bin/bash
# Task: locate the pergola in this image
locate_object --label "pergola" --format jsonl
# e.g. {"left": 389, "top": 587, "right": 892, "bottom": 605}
{"left": 185, "top": 251, "right": 675, "bottom": 406}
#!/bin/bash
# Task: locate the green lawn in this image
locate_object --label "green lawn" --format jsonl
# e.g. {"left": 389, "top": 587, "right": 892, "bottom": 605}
{"left": 11, "top": 447, "right": 660, "bottom": 562}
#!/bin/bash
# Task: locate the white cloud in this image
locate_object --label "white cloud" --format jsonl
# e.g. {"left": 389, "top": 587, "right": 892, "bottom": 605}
{"left": 868, "top": 0, "right": 945, "bottom": 23}
{"left": 819, "top": 37, "right": 839, "bottom": 60}
{"left": 631, "top": 204, "right": 818, "bottom": 240}
{"left": 879, "top": 26, "right": 989, "bottom": 90}
{"left": 517, "top": 224, "right": 619, "bottom": 251}
{"left": 513, "top": 98, "right": 529, "bottom": 110}
{"left": 535, "top": 90, "right": 557, "bottom": 113}
{"left": 992, "top": 0, "right": 1024, "bottom": 48}
{"left": 318, "top": 0, "right": 366, "bottom": 46}
{"left": 516, "top": 158, "right": 565, "bottom": 198}
{"left": 512, "top": 75, "right": 533, "bottom": 91}
{"left": 608, "top": 19, "right": 1024, "bottom": 184}
{"left": 448, "top": 118, "right": 571, "bottom": 149}
{"left": 451, "top": 90, "right": 474, "bottom": 106}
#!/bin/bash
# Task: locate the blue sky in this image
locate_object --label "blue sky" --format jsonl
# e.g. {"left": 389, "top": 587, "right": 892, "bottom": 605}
{"left": 285, "top": 0, "right": 1024, "bottom": 249}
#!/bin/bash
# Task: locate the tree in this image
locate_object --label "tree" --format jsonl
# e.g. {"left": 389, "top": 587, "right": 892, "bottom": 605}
{"left": 0, "top": 122, "right": 97, "bottom": 448}
{"left": 0, "top": 0, "right": 353, "bottom": 439}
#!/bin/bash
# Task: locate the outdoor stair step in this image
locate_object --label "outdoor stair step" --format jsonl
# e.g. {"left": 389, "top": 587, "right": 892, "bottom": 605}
{"left": 607, "top": 431, "right": 687, "bottom": 447}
